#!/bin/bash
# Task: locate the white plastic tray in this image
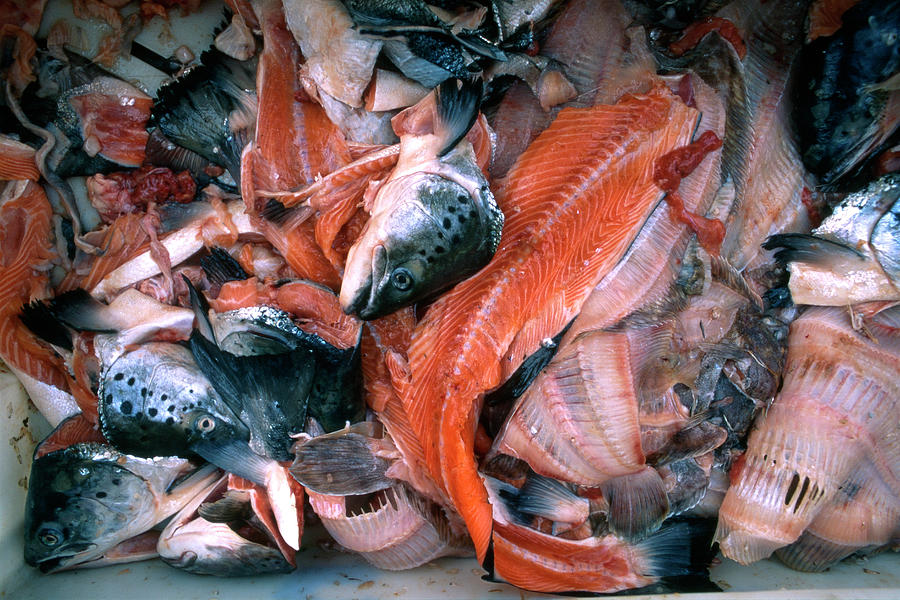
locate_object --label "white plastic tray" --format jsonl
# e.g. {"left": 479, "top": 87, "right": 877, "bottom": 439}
{"left": 3, "top": 1, "right": 899, "bottom": 597}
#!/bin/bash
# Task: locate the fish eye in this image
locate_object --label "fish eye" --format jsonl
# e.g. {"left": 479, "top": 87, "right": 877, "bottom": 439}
{"left": 391, "top": 268, "right": 414, "bottom": 292}
{"left": 38, "top": 528, "right": 62, "bottom": 547}
{"left": 194, "top": 415, "right": 216, "bottom": 433}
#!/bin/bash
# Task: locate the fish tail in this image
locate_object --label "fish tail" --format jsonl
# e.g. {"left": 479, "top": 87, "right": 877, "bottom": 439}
{"left": 19, "top": 299, "right": 74, "bottom": 351}
{"left": 511, "top": 474, "right": 588, "bottom": 523}
{"left": 435, "top": 77, "right": 483, "bottom": 157}
{"left": 600, "top": 465, "right": 669, "bottom": 541}
{"left": 762, "top": 233, "right": 864, "bottom": 267}
{"left": 635, "top": 517, "right": 718, "bottom": 581}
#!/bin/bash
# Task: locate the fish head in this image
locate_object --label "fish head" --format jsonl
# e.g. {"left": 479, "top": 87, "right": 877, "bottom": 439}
{"left": 158, "top": 477, "right": 294, "bottom": 576}
{"left": 98, "top": 343, "right": 247, "bottom": 458}
{"left": 24, "top": 444, "right": 154, "bottom": 572}
{"left": 341, "top": 171, "right": 501, "bottom": 319}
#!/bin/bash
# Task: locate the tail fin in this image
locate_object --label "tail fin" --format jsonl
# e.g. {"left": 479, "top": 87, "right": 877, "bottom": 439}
{"left": 763, "top": 233, "right": 865, "bottom": 266}
{"left": 638, "top": 517, "right": 718, "bottom": 583}
{"left": 47, "top": 289, "right": 119, "bottom": 333}
{"left": 511, "top": 474, "right": 589, "bottom": 525}
{"left": 435, "top": 77, "right": 483, "bottom": 156}
{"left": 19, "top": 300, "right": 73, "bottom": 351}
{"left": 600, "top": 465, "right": 669, "bottom": 541}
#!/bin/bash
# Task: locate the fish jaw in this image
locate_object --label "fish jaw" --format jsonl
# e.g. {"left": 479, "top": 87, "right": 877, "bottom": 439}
{"left": 340, "top": 240, "right": 387, "bottom": 319}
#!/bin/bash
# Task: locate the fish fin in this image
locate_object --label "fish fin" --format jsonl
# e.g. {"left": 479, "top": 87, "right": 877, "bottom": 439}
{"left": 511, "top": 474, "right": 588, "bottom": 524}
{"left": 266, "top": 464, "right": 301, "bottom": 550}
{"left": 19, "top": 300, "right": 74, "bottom": 351}
{"left": 435, "top": 77, "right": 483, "bottom": 157}
{"left": 762, "top": 233, "right": 865, "bottom": 266}
{"left": 708, "top": 254, "right": 764, "bottom": 311}
{"left": 775, "top": 531, "right": 858, "bottom": 573}
{"left": 482, "top": 475, "right": 529, "bottom": 526}
{"left": 289, "top": 432, "right": 394, "bottom": 495}
{"left": 45, "top": 289, "right": 119, "bottom": 333}
{"left": 636, "top": 517, "right": 718, "bottom": 581}
{"left": 486, "top": 318, "right": 573, "bottom": 406}
{"left": 189, "top": 330, "right": 315, "bottom": 459}
{"left": 192, "top": 438, "right": 274, "bottom": 486}
{"left": 646, "top": 421, "right": 728, "bottom": 466}
{"left": 200, "top": 247, "right": 250, "bottom": 287}
{"left": 259, "top": 198, "right": 291, "bottom": 224}
{"left": 600, "top": 465, "right": 669, "bottom": 541}
{"left": 184, "top": 277, "right": 216, "bottom": 343}
{"left": 198, "top": 490, "right": 252, "bottom": 523}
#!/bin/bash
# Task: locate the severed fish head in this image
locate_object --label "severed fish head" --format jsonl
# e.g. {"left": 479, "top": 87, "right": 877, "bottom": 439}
{"left": 340, "top": 168, "right": 503, "bottom": 319}
{"left": 24, "top": 443, "right": 210, "bottom": 573}
{"left": 158, "top": 475, "right": 296, "bottom": 576}
{"left": 98, "top": 342, "right": 248, "bottom": 458}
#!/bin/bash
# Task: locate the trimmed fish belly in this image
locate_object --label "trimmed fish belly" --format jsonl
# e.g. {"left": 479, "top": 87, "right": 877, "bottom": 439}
{"left": 716, "top": 307, "right": 900, "bottom": 566}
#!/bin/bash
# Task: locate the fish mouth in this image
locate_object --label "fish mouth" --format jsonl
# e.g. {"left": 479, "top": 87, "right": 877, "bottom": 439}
{"left": 32, "top": 543, "right": 97, "bottom": 573}
{"left": 340, "top": 244, "right": 387, "bottom": 319}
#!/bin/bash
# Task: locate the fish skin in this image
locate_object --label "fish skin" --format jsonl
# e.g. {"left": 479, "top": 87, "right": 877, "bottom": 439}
{"left": 793, "top": 0, "right": 900, "bottom": 185}
{"left": 97, "top": 342, "right": 248, "bottom": 459}
{"left": 157, "top": 475, "right": 295, "bottom": 576}
{"left": 765, "top": 174, "right": 900, "bottom": 305}
{"left": 405, "top": 85, "right": 699, "bottom": 561}
{"left": 24, "top": 442, "right": 217, "bottom": 572}
{"left": 340, "top": 79, "right": 504, "bottom": 320}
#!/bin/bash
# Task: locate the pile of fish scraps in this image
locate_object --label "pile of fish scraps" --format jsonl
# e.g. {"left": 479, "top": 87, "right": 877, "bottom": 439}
{"left": 0, "top": 0, "right": 898, "bottom": 594}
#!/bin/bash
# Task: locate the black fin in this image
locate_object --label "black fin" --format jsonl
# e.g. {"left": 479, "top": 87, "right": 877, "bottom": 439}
{"left": 145, "top": 129, "right": 216, "bottom": 182}
{"left": 435, "top": 77, "right": 483, "bottom": 157}
{"left": 483, "top": 475, "right": 528, "bottom": 525}
{"left": 511, "top": 474, "right": 588, "bottom": 524}
{"left": 19, "top": 301, "right": 73, "bottom": 351}
{"left": 306, "top": 333, "right": 365, "bottom": 433}
{"left": 637, "top": 517, "right": 718, "bottom": 581}
{"left": 289, "top": 432, "right": 393, "bottom": 495}
{"left": 484, "top": 319, "right": 573, "bottom": 434}
{"left": 45, "top": 289, "right": 118, "bottom": 333}
{"left": 259, "top": 198, "right": 291, "bottom": 224}
{"left": 191, "top": 438, "right": 274, "bottom": 486}
{"left": 201, "top": 248, "right": 251, "bottom": 287}
{"left": 184, "top": 276, "right": 215, "bottom": 343}
{"left": 198, "top": 490, "right": 252, "bottom": 523}
{"left": 762, "top": 233, "right": 865, "bottom": 266}
{"left": 600, "top": 466, "right": 669, "bottom": 541}
{"left": 152, "top": 49, "right": 256, "bottom": 180}
{"left": 189, "top": 330, "right": 316, "bottom": 460}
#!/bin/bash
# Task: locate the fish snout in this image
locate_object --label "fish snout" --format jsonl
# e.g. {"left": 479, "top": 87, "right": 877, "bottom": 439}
{"left": 340, "top": 243, "right": 387, "bottom": 319}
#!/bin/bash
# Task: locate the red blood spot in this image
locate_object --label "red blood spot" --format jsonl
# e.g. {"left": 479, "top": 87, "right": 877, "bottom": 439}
{"left": 676, "top": 74, "right": 696, "bottom": 108}
{"left": 800, "top": 186, "right": 822, "bottom": 228}
{"left": 654, "top": 130, "right": 726, "bottom": 255}
{"left": 474, "top": 423, "right": 493, "bottom": 456}
{"left": 670, "top": 17, "right": 747, "bottom": 60}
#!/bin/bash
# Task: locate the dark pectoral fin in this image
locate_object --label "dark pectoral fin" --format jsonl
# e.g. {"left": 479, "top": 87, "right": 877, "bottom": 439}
{"left": 19, "top": 300, "right": 74, "bottom": 351}
{"left": 192, "top": 438, "right": 273, "bottom": 486}
{"left": 600, "top": 466, "right": 669, "bottom": 541}
{"left": 289, "top": 432, "right": 393, "bottom": 495}
{"left": 190, "top": 331, "right": 316, "bottom": 459}
{"left": 763, "top": 234, "right": 865, "bottom": 266}
{"left": 435, "top": 77, "right": 483, "bottom": 157}
{"left": 49, "top": 288, "right": 119, "bottom": 333}
{"left": 200, "top": 248, "right": 251, "bottom": 287}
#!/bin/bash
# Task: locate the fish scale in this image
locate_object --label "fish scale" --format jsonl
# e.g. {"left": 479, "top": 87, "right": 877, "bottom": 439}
{"left": 405, "top": 84, "right": 699, "bottom": 561}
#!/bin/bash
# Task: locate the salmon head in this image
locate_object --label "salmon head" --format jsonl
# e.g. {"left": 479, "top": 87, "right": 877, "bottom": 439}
{"left": 340, "top": 165, "right": 503, "bottom": 320}
{"left": 24, "top": 443, "right": 214, "bottom": 572}
{"left": 98, "top": 342, "right": 248, "bottom": 458}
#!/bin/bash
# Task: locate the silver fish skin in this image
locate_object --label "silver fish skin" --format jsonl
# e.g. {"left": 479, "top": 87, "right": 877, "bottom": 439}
{"left": 98, "top": 342, "right": 247, "bottom": 458}
{"left": 158, "top": 476, "right": 294, "bottom": 576}
{"left": 764, "top": 174, "right": 900, "bottom": 305}
{"left": 24, "top": 443, "right": 218, "bottom": 573}
{"left": 340, "top": 79, "right": 503, "bottom": 320}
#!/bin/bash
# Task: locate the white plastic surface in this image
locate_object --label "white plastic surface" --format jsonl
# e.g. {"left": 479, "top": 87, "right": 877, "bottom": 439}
{"left": 3, "top": 1, "right": 900, "bottom": 597}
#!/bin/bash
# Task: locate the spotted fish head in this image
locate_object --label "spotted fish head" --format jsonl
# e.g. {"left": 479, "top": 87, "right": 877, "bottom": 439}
{"left": 340, "top": 171, "right": 503, "bottom": 319}
{"left": 24, "top": 444, "right": 154, "bottom": 572}
{"left": 98, "top": 342, "right": 247, "bottom": 458}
